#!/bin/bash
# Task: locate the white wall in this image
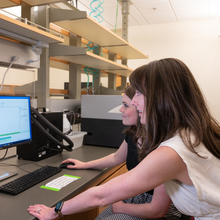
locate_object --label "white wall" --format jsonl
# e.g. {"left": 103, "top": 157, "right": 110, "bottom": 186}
{"left": 0, "top": 67, "right": 36, "bottom": 85}
{"left": 125, "top": 18, "right": 220, "bottom": 121}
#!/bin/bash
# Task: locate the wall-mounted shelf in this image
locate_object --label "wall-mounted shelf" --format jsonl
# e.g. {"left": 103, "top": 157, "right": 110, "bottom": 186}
{"left": 0, "top": 13, "right": 64, "bottom": 44}
{"left": 0, "top": 0, "right": 64, "bottom": 8}
{"left": 105, "top": 44, "right": 149, "bottom": 59}
{"left": 50, "top": 44, "right": 132, "bottom": 77}
{"left": 0, "top": 1, "right": 17, "bottom": 9}
{"left": 49, "top": 8, "right": 148, "bottom": 59}
{"left": 0, "top": 4, "right": 148, "bottom": 99}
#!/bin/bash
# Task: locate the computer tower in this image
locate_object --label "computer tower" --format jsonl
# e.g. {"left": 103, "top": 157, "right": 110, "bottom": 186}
{"left": 17, "top": 112, "right": 63, "bottom": 161}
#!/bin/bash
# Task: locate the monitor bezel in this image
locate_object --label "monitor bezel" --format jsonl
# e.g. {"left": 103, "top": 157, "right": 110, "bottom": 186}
{"left": 0, "top": 95, "right": 32, "bottom": 150}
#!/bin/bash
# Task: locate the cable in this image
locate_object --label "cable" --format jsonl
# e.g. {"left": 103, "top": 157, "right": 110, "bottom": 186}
{"left": 84, "top": 66, "right": 91, "bottom": 94}
{"left": 84, "top": 42, "right": 102, "bottom": 94}
{"left": 87, "top": 41, "right": 99, "bottom": 54}
{"left": 0, "top": 56, "right": 19, "bottom": 92}
{"left": 0, "top": 162, "right": 44, "bottom": 173}
{"left": 0, "top": 149, "right": 8, "bottom": 160}
{"left": 89, "top": 0, "right": 104, "bottom": 23}
{"left": 91, "top": 68, "right": 99, "bottom": 90}
{"left": 27, "top": 45, "right": 42, "bottom": 64}
{"left": 31, "top": 107, "right": 74, "bottom": 151}
{"left": 84, "top": 0, "right": 104, "bottom": 94}
{"left": 84, "top": 67, "right": 99, "bottom": 94}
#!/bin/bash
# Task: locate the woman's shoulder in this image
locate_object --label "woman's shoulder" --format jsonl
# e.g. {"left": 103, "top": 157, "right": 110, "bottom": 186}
{"left": 125, "top": 134, "right": 133, "bottom": 143}
{"left": 159, "top": 133, "right": 184, "bottom": 149}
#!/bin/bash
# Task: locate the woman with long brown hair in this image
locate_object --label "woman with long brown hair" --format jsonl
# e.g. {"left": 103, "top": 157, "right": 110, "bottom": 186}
{"left": 61, "top": 85, "right": 181, "bottom": 220}
{"left": 28, "top": 58, "right": 220, "bottom": 220}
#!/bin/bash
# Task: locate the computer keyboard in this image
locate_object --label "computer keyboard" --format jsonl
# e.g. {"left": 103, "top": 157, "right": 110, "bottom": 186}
{"left": 0, "top": 165, "right": 62, "bottom": 195}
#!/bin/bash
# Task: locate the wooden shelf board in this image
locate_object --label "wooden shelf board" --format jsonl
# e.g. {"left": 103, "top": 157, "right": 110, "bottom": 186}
{"left": 107, "top": 68, "right": 133, "bottom": 77}
{"left": 23, "top": 0, "right": 64, "bottom": 6}
{"left": 50, "top": 8, "right": 148, "bottom": 59}
{"left": 0, "top": 13, "right": 63, "bottom": 44}
{"left": 50, "top": 8, "right": 127, "bottom": 47}
{"left": 53, "top": 21, "right": 126, "bottom": 48}
{"left": 49, "top": 44, "right": 132, "bottom": 76}
{"left": 0, "top": 1, "right": 17, "bottom": 8}
{"left": 0, "top": 0, "right": 64, "bottom": 8}
{"left": 105, "top": 44, "right": 149, "bottom": 59}
{"left": 53, "top": 53, "right": 131, "bottom": 74}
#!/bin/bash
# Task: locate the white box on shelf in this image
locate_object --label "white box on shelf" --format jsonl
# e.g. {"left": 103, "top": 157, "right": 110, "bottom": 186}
{"left": 64, "top": 131, "right": 87, "bottom": 150}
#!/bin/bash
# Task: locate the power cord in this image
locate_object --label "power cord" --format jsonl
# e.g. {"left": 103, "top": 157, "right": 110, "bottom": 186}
{"left": 27, "top": 45, "right": 42, "bottom": 64}
{"left": 0, "top": 162, "right": 45, "bottom": 173}
{"left": 0, "top": 56, "right": 19, "bottom": 92}
{"left": 0, "top": 149, "right": 8, "bottom": 160}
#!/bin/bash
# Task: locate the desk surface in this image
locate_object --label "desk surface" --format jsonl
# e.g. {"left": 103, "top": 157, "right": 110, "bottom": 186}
{"left": 0, "top": 145, "right": 118, "bottom": 220}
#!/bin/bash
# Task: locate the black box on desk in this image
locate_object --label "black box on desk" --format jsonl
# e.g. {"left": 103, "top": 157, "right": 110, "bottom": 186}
{"left": 17, "top": 112, "right": 63, "bottom": 161}
{"left": 81, "top": 95, "right": 126, "bottom": 148}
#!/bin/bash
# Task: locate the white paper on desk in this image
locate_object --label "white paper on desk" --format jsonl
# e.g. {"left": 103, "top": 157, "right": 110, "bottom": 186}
{"left": 45, "top": 174, "right": 80, "bottom": 190}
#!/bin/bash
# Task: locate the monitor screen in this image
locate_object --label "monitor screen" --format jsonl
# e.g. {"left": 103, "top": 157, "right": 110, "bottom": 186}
{"left": 0, "top": 96, "right": 32, "bottom": 150}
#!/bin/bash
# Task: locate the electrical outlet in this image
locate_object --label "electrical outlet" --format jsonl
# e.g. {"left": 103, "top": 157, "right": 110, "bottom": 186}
{"left": 12, "top": 56, "right": 19, "bottom": 62}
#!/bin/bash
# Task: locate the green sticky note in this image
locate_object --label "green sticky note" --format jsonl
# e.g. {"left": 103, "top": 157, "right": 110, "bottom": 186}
{"left": 40, "top": 185, "right": 60, "bottom": 191}
{"left": 63, "top": 174, "right": 81, "bottom": 179}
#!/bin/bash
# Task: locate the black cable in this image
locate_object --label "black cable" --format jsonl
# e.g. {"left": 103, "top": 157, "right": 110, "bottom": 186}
{"left": 31, "top": 107, "right": 74, "bottom": 151}
{"left": 0, "top": 149, "right": 8, "bottom": 160}
{"left": 0, "top": 162, "right": 44, "bottom": 173}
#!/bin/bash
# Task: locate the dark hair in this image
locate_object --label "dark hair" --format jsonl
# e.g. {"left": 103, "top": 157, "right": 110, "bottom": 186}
{"left": 123, "top": 85, "right": 135, "bottom": 100}
{"left": 129, "top": 58, "right": 220, "bottom": 160}
{"left": 123, "top": 85, "right": 145, "bottom": 147}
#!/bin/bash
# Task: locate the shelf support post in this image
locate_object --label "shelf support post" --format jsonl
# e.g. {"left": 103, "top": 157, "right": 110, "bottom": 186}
{"left": 121, "top": 0, "right": 130, "bottom": 91}
{"left": 108, "top": 51, "right": 117, "bottom": 90}
{"left": 92, "top": 44, "right": 101, "bottom": 95}
{"left": 121, "top": 0, "right": 130, "bottom": 42}
{"left": 21, "top": 1, "right": 31, "bottom": 21}
{"left": 69, "top": 33, "right": 82, "bottom": 99}
{"left": 36, "top": 5, "right": 50, "bottom": 108}
{"left": 120, "top": 57, "right": 127, "bottom": 90}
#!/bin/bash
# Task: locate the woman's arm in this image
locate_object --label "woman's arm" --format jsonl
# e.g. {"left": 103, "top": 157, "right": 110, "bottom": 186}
{"left": 28, "top": 146, "right": 190, "bottom": 220}
{"left": 62, "top": 140, "right": 128, "bottom": 169}
{"left": 112, "top": 184, "right": 171, "bottom": 218}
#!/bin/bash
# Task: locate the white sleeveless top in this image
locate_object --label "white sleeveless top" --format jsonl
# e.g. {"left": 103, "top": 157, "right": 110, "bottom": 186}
{"left": 158, "top": 133, "right": 220, "bottom": 219}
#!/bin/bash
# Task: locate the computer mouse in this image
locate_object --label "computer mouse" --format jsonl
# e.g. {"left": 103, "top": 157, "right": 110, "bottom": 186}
{"left": 59, "top": 162, "right": 75, "bottom": 169}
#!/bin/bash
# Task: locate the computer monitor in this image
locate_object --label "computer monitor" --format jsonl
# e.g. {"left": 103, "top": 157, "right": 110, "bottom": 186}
{"left": 0, "top": 95, "right": 32, "bottom": 150}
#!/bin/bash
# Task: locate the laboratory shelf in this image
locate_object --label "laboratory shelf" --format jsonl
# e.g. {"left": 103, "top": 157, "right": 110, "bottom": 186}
{"left": 0, "top": 0, "right": 17, "bottom": 8}
{"left": 49, "top": 8, "right": 148, "bottom": 59}
{"left": 49, "top": 44, "right": 133, "bottom": 77}
{"left": 0, "top": 13, "right": 64, "bottom": 44}
{"left": 0, "top": 0, "right": 63, "bottom": 8}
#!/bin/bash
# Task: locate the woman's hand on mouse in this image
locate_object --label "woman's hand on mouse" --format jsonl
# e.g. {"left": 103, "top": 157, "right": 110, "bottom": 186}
{"left": 62, "top": 159, "right": 87, "bottom": 169}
